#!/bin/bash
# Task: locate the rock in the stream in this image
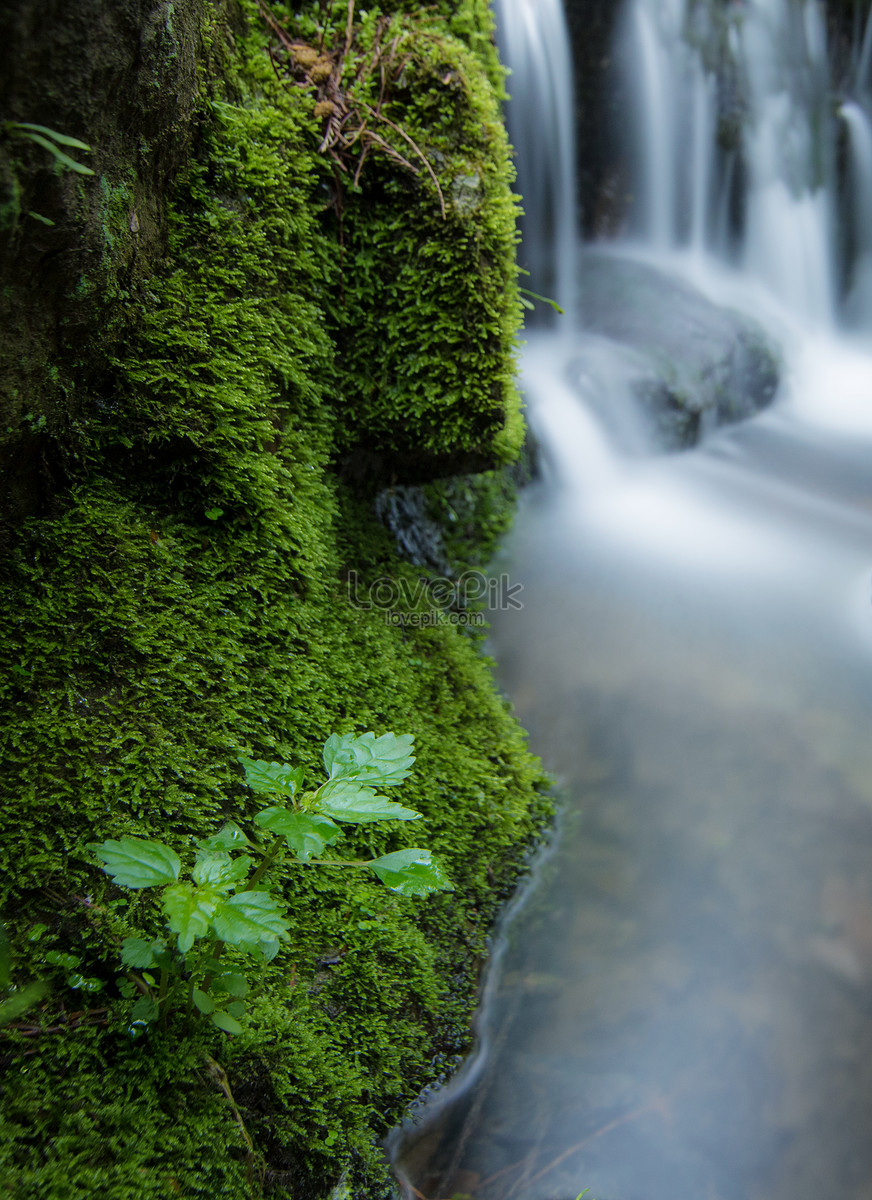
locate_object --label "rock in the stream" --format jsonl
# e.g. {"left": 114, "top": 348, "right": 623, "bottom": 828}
{"left": 578, "top": 251, "right": 781, "bottom": 449}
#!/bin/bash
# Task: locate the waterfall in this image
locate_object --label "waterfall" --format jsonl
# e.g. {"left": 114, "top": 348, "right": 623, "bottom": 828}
{"left": 631, "top": 0, "right": 676, "bottom": 246}
{"left": 493, "top": 0, "right": 872, "bottom": 340}
{"left": 857, "top": 2, "right": 872, "bottom": 95}
{"left": 738, "top": 0, "right": 835, "bottom": 324}
{"left": 492, "top": 0, "right": 577, "bottom": 315}
{"left": 487, "top": 0, "right": 872, "bottom": 365}
{"left": 390, "top": 1, "right": 872, "bottom": 1196}
{"left": 620, "top": 0, "right": 844, "bottom": 328}
{"left": 689, "top": 60, "right": 715, "bottom": 258}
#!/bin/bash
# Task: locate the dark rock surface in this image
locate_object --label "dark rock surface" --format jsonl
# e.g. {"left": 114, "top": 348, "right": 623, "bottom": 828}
{"left": 577, "top": 251, "right": 781, "bottom": 449}
{"left": 563, "top": 0, "right": 627, "bottom": 237}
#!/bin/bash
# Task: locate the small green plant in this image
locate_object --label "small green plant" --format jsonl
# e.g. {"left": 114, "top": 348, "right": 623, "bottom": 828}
{"left": 519, "top": 286, "right": 565, "bottom": 314}
{"left": 91, "top": 732, "right": 452, "bottom": 1034}
{"left": 3, "top": 122, "right": 94, "bottom": 175}
{"left": 517, "top": 265, "right": 564, "bottom": 315}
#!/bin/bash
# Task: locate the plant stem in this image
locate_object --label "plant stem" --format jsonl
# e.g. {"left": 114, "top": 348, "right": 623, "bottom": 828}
{"left": 295, "top": 858, "right": 371, "bottom": 868}
{"left": 247, "top": 839, "right": 285, "bottom": 889}
{"left": 202, "top": 939, "right": 224, "bottom": 993}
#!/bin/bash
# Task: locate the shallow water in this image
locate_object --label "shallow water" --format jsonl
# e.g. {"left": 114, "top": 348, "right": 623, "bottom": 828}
{"left": 393, "top": 317, "right": 872, "bottom": 1200}
{"left": 392, "top": 0, "right": 872, "bottom": 1186}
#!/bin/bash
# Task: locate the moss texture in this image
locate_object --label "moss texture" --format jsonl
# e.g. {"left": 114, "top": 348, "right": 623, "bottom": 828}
{"left": 0, "top": 0, "right": 548, "bottom": 1196}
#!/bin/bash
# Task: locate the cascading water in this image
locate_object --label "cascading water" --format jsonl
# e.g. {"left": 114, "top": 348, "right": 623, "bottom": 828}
{"left": 621, "top": 0, "right": 838, "bottom": 323}
{"left": 390, "top": 1, "right": 872, "bottom": 1198}
{"left": 492, "top": 0, "right": 577, "bottom": 315}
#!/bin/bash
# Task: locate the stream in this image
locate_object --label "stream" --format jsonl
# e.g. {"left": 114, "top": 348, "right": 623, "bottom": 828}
{"left": 392, "top": 0, "right": 872, "bottom": 1197}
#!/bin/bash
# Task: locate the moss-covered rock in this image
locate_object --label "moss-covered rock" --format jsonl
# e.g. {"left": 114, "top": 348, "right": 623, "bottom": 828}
{"left": 327, "top": 8, "right": 525, "bottom": 482}
{"left": 0, "top": 1, "right": 547, "bottom": 1195}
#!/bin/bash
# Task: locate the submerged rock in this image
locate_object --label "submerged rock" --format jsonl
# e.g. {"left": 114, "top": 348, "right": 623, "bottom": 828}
{"left": 578, "top": 251, "right": 781, "bottom": 449}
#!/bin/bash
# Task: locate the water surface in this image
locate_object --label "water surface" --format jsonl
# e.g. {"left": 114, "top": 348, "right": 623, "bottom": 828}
{"left": 392, "top": 0, "right": 872, "bottom": 1191}
{"left": 397, "top": 385, "right": 872, "bottom": 1200}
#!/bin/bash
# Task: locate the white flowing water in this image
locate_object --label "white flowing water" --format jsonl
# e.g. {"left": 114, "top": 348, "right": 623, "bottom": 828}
{"left": 492, "top": 0, "right": 577, "bottom": 315}
{"left": 391, "top": 1, "right": 872, "bottom": 1197}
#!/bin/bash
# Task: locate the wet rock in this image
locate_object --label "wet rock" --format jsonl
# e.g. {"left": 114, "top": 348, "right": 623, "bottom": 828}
{"left": 578, "top": 251, "right": 781, "bottom": 449}
{"left": 374, "top": 485, "right": 450, "bottom": 573}
{"left": 450, "top": 171, "right": 482, "bottom": 217}
{"left": 563, "top": 0, "right": 626, "bottom": 236}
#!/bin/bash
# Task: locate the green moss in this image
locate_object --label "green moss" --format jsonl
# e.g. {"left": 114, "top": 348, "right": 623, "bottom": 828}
{"left": 326, "top": 8, "right": 524, "bottom": 474}
{"left": 0, "top": 0, "right": 545, "bottom": 1195}
{"left": 3, "top": 1029, "right": 254, "bottom": 1199}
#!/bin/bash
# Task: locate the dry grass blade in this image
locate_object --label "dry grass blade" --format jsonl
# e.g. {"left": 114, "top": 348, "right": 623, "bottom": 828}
{"left": 258, "top": 1, "right": 447, "bottom": 218}
{"left": 343, "top": 0, "right": 355, "bottom": 59}
{"left": 203, "top": 1054, "right": 256, "bottom": 1154}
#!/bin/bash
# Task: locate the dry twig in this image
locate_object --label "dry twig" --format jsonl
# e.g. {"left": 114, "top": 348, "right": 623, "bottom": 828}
{"left": 203, "top": 1054, "right": 256, "bottom": 1154}
{"left": 257, "top": 0, "right": 446, "bottom": 218}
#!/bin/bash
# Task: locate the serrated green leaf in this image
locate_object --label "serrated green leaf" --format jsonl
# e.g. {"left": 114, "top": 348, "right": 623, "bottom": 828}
{"left": 211, "top": 891, "right": 290, "bottom": 947}
{"left": 322, "top": 732, "right": 415, "bottom": 787}
{"left": 255, "top": 937, "right": 281, "bottom": 963}
{"left": 318, "top": 779, "right": 421, "bottom": 824}
{"left": 212, "top": 972, "right": 248, "bottom": 996}
{"left": 93, "top": 838, "right": 181, "bottom": 889}
{"left": 221, "top": 974, "right": 249, "bottom": 998}
{"left": 254, "top": 807, "right": 341, "bottom": 861}
{"left": 211, "top": 1009, "right": 243, "bottom": 1034}
{"left": 162, "top": 884, "right": 222, "bottom": 953}
{"left": 224, "top": 937, "right": 280, "bottom": 961}
{"left": 369, "top": 848, "right": 454, "bottom": 897}
{"left": 197, "top": 822, "right": 249, "bottom": 853}
{"left": 350, "top": 731, "right": 416, "bottom": 786}
{"left": 120, "top": 938, "right": 157, "bottom": 969}
{"left": 192, "top": 851, "right": 252, "bottom": 891}
{"left": 322, "top": 732, "right": 359, "bottom": 780}
{"left": 192, "top": 988, "right": 215, "bottom": 1014}
{"left": 131, "top": 996, "right": 159, "bottom": 1024}
{"left": 239, "top": 757, "right": 304, "bottom": 798}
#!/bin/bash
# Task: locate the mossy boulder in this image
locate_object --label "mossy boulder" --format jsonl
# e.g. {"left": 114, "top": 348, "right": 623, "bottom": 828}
{"left": 577, "top": 250, "right": 781, "bottom": 449}
{"left": 0, "top": 0, "right": 547, "bottom": 1195}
